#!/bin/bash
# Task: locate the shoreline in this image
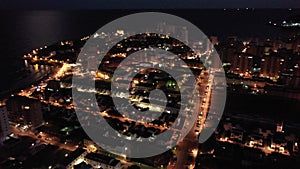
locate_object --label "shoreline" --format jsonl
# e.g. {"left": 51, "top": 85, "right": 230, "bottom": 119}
{"left": 0, "top": 64, "right": 61, "bottom": 100}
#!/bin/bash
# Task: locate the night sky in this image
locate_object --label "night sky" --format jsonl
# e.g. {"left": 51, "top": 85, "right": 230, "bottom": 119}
{"left": 1, "top": 0, "right": 300, "bottom": 9}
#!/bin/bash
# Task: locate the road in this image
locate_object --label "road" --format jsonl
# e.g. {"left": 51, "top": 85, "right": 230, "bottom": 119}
{"left": 169, "top": 69, "right": 213, "bottom": 169}
{"left": 11, "top": 126, "right": 78, "bottom": 151}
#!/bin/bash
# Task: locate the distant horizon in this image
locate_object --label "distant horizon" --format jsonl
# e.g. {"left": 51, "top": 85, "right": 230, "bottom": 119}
{"left": 1, "top": 7, "right": 300, "bottom": 169}
{"left": 0, "top": 9, "right": 298, "bottom": 90}
{"left": 1, "top": 0, "right": 300, "bottom": 9}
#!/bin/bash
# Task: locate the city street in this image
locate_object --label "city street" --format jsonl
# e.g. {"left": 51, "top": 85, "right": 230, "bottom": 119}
{"left": 170, "top": 69, "right": 213, "bottom": 169}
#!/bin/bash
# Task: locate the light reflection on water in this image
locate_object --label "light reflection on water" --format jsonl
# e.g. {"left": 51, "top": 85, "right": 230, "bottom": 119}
{"left": 0, "top": 10, "right": 295, "bottom": 92}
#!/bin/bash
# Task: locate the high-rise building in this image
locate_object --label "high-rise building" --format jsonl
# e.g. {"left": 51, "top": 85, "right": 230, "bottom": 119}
{"left": 217, "top": 36, "right": 244, "bottom": 63}
{"left": 246, "top": 42, "right": 259, "bottom": 56}
{"left": 260, "top": 54, "right": 284, "bottom": 79}
{"left": 6, "top": 96, "right": 24, "bottom": 122}
{"left": 157, "top": 23, "right": 188, "bottom": 44}
{"left": 230, "top": 54, "right": 253, "bottom": 75}
{"left": 290, "top": 60, "right": 300, "bottom": 89}
{"left": 87, "top": 55, "right": 98, "bottom": 72}
{"left": 157, "top": 22, "right": 176, "bottom": 36}
{"left": 272, "top": 39, "right": 284, "bottom": 51}
{"left": 219, "top": 47, "right": 236, "bottom": 63}
{"left": 0, "top": 103, "right": 11, "bottom": 143}
{"left": 22, "top": 98, "right": 43, "bottom": 128}
{"left": 178, "top": 26, "right": 188, "bottom": 45}
{"left": 6, "top": 96, "right": 43, "bottom": 128}
{"left": 206, "top": 36, "right": 218, "bottom": 52}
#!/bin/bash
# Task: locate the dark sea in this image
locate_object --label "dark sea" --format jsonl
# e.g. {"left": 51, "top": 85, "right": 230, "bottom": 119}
{"left": 0, "top": 9, "right": 298, "bottom": 94}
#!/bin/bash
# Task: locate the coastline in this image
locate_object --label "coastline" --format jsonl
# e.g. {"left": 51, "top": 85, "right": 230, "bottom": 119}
{"left": 0, "top": 64, "right": 61, "bottom": 100}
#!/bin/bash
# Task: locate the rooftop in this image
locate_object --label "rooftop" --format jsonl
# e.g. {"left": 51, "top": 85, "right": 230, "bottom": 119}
{"left": 85, "top": 153, "right": 120, "bottom": 166}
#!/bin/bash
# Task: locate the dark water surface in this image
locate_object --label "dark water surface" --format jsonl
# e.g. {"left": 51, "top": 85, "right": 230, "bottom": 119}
{"left": 0, "top": 9, "right": 298, "bottom": 92}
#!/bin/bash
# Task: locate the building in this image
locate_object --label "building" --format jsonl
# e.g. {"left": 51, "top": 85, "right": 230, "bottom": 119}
{"left": 83, "top": 139, "right": 99, "bottom": 153}
{"left": 87, "top": 55, "right": 98, "bottom": 72}
{"left": 21, "top": 98, "right": 44, "bottom": 128}
{"left": 247, "top": 133, "right": 264, "bottom": 148}
{"left": 210, "top": 36, "right": 219, "bottom": 46}
{"left": 293, "top": 142, "right": 299, "bottom": 153}
{"left": 84, "top": 153, "right": 123, "bottom": 169}
{"left": 6, "top": 96, "right": 24, "bottom": 122}
{"left": 157, "top": 22, "right": 176, "bottom": 36}
{"left": 73, "top": 162, "right": 93, "bottom": 169}
{"left": 178, "top": 26, "right": 188, "bottom": 45}
{"left": 276, "top": 122, "right": 284, "bottom": 133}
{"left": 230, "top": 54, "right": 253, "bottom": 75}
{"left": 290, "top": 60, "right": 300, "bottom": 89}
{"left": 58, "top": 148, "right": 87, "bottom": 169}
{"left": 0, "top": 103, "right": 11, "bottom": 143}
{"left": 156, "top": 23, "right": 188, "bottom": 44}
{"left": 6, "top": 96, "right": 43, "bottom": 127}
{"left": 192, "top": 41, "right": 204, "bottom": 54}
{"left": 206, "top": 36, "right": 218, "bottom": 52}
{"left": 270, "top": 133, "right": 288, "bottom": 153}
{"left": 46, "top": 80, "right": 61, "bottom": 91}
{"left": 272, "top": 39, "right": 285, "bottom": 51}
{"left": 230, "top": 127, "right": 244, "bottom": 143}
{"left": 260, "top": 54, "right": 284, "bottom": 79}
